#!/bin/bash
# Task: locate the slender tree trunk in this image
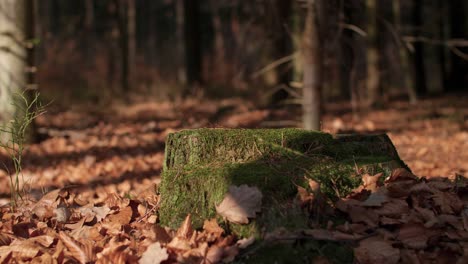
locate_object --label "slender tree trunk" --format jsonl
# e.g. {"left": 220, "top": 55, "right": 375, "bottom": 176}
{"left": 448, "top": 0, "right": 467, "bottom": 92}
{"left": 393, "top": 0, "right": 417, "bottom": 104}
{"left": 339, "top": 0, "right": 352, "bottom": 100}
{"left": 210, "top": 0, "right": 226, "bottom": 83}
{"left": 271, "top": 0, "right": 293, "bottom": 104}
{"left": 302, "top": 0, "right": 322, "bottom": 131}
{"left": 365, "top": 0, "right": 380, "bottom": 108}
{"left": 84, "top": 0, "right": 95, "bottom": 64}
{"left": 118, "top": 0, "right": 136, "bottom": 93}
{"left": 412, "top": 0, "right": 427, "bottom": 96}
{"left": 49, "top": 0, "right": 59, "bottom": 36}
{"left": 183, "top": 0, "right": 202, "bottom": 90}
{"left": 438, "top": 0, "right": 447, "bottom": 91}
{"left": 175, "top": 0, "right": 186, "bottom": 85}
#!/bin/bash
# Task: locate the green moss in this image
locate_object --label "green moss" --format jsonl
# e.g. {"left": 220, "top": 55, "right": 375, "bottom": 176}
{"left": 159, "top": 129, "right": 409, "bottom": 238}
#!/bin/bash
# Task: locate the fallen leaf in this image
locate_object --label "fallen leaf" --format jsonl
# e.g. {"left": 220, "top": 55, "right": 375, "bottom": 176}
{"left": 176, "top": 214, "right": 193, "bottom": 239}
{"left": 385, "top": 169, "right": 418, "bottom": 183}
{"left": 397, "top": 224, "right": 436, "bottom": 249}
{"left": 139, "top": 242, "right": 169, "bottom": 264}
{"left": 362, "top": 173, "right": 383, "bottom": 192}
{"left": 205, "top": 245, "right": 223, "bottom": 264}
{"left": 203, "top": 218, "right": 224, "bottom": 237}
{"left": 236, "top": 236, "right": 255, "bottom": 249}
{"left": 361, "top": 192, "right": 389, "bottom": 207}
{"left": 59, "top": 231, "right": 89, "bottom": 264}
{"left": 216, "top": 185, "right": 262, "bottom": 224}
{"left": 354, "top": 236, "right": 400, "bottom": 264}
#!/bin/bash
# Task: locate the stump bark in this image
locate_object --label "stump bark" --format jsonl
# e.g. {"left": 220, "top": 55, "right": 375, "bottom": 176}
{"left": 159, "top": 128, "right": 409, "bottom": 238}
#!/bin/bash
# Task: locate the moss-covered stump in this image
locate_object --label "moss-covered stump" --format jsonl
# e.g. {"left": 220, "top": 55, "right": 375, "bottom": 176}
{"left": 159, "top": 128, "right": 408, "bottom": 238}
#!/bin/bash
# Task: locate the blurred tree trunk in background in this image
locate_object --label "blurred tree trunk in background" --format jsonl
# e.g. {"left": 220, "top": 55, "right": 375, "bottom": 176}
{"left": 412, "top": 0, "right": 427, "bottom": 96}
{"left": 393, "top": 0, "right": 417, "bottom": 104}
{"left": 437, "top": 0, "right": 448, "bottom": 91}
{"left": 118, "top": 0, "right": 135, "bottom": 93}
{"left": 176, "top": 0, "right": 186, "bottom": 85}
{"left": 49, "top": 0, "right": 59, "bottom": 36}
{"left": 302, "top": 0, "right": 322, "bottom": 131}
{"left": 210, "top": 0, "right": 226, "bottom": 85}
{"left": 184, "top": 0, "right": 202, "bottom": 90}
{"left": 270, "top": 0, "right": 293, "bottom": 104}
{"left": 0, "top": 0, "right": 35, "bottom": 142}
{"left": 84, "top": 0, "right": 95, "bottom": 65}
{"left": 448, "top": 0, "right": 467, "bottom": 92}
{"left": 365, "top": 0, "right": 380, "bottom": 108}
{"left": 338, "top": 0, "right": 352, "bottom": 101}
{"left": 0, "top": 0, "right": 26, "bottom": 125}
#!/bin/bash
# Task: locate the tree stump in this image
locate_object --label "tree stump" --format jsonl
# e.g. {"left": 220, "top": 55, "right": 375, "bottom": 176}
{"left": 159, "top": 128, "right": 409, "bottom": 238}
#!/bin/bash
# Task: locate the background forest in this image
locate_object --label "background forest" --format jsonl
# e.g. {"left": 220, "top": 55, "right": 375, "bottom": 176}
{"left": 4, "top": 0, "right": 468, "bottom": 111}
{"left": 0, "top": 0, "right": 468, "bottom": 263}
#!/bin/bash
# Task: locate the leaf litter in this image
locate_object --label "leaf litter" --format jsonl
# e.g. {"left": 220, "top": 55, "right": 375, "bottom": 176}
{"left": 0, "top": 96, "right": 466, "bottom": 262}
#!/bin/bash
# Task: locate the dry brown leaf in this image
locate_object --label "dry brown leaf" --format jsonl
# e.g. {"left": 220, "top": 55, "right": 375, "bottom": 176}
{"left": 297, "top": 186, "right": 313, "bottom": 207}
{"left": 93, "top": 206, "right": 112, "bottom": 222}
{"left": 0, "top": 247, "right": 13, "bottom": 263}
{"left": 354, "top": 236, "right": 400, "bottom": 264}
{"left": 215, "top": 185, "right": 262, "bottom": 224}
{"left": 374, "top": 199, "right": 409, "bottom": 217}
{"left": 7, "top": 241, "right": 42, "bottom": 260}
{"left": 463, "top": 209, "right": 468, "bottom": 231}
{"left": 153, "top": 224, "right": 172, "bottom": 244}
{"left": 362, "top": 173, "right": 383, "bottom": 192}
{"left": 431, "top": 191, "right": 463, "bottom": 214}
{"left": 385, "top": 168, "right": 418, "bottom": 183}
{"left": 437, "top": 214, "right": 464, "bottom": 230}
{"left": 167, "top": 236, "right": 191, "bottom": 252}
{"left": 97, "top": 244, "right": 134, "bottom": 264}
{"left": 203, "top": 218, "right": 224, "bottom": 237}
{"left": 348, "top": 205, "right": 379, "bottom": 227}
{"left": 176, "top": 214, "right": 193, "bottom": 239}
{"left": 30, "top": 235, "right": 55, "bottom": 248}
{"left": 361, "top": 192, "right": 389, "bottom": 207}
{"left": 0, "top": 232, "right": 12, "bottom": 246}
{"left": 397, "top": 224, "right": 434, "bottom": 249}
{"left": 105, "top": 206, "right": 133, "bottom": 229}
{"left": 236, "top": 236, "right": 255, "bottom": 249}
{"left": 139, "top": 242, "right": 169, "bottom": 264}
{"left": 206, "top": 245, "right": 224, "bottom": 264}
{"left": 221, "top": 245, "right": 239, "bottom": 263}
{"left": 65, "top": 217, "right": 86, "bottom": 230}
{"left": 59, "top": 231, "right": 89, "bottom": 264}
{"left": 385, "top": 180, "right": 415, "bottom": 198}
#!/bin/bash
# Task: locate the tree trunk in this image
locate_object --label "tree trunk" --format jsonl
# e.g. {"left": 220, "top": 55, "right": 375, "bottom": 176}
{"left": 339, "top": 0, "right": 352, "bottom": 100}
{"left": 393, "top": 0, "right": 417, "bottom": 104}
{"left": 270, "top": 0, "right": 293, "bottom": 104}
{"left": 210, "top": 0, "right": 226, "bottom": 84}
{"left": 183, "top": 0, "right": 202, "bottom": 89}
{"left": 0, "top": 0, "right": 27, "bottom": 141}
{"left": 437, "top": 0, "right": 448, "bottom": 91}
{"left": 302, "top": 0, "right": 322, "bottom": 131}
{"left": 83, "top": 0, "right": 95, "bottom": 64}
{"left": 175, "top": 0, "right": 186, "bottom": 85}
{"left": 412, "top": 0, "right": 427, "bottom": 96}
{"left": 118, "top": 0, "right": 135, "bottom": 93}
{"left": 365, "top": 0, "right": 380, "bottom": 108}
{"left": 448, "top": 0, "right": 467, "bottom": 92}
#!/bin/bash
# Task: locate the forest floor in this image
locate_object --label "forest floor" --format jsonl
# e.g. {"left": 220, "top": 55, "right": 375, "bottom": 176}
{"left": 0, "top": 94, "right": 467, "bottom": 263}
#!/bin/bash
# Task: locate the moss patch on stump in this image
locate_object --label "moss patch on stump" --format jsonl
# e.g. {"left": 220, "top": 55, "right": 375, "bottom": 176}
{"left": 159, "top": 128, "right": 408, "bottom": 238}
